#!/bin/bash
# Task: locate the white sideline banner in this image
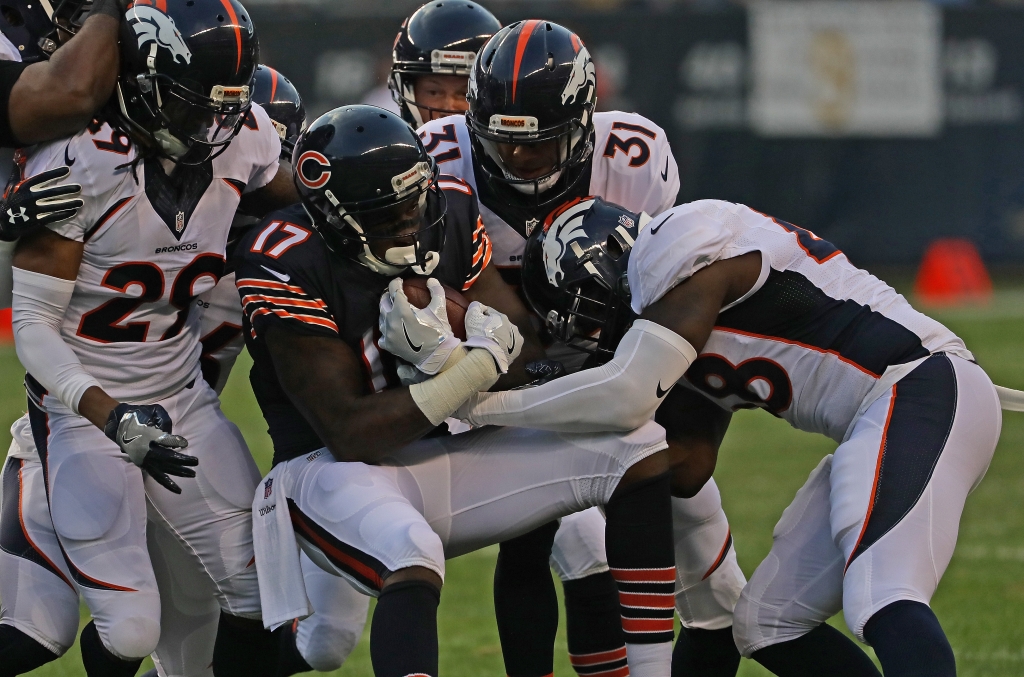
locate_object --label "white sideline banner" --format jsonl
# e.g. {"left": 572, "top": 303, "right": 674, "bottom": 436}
{"left": 749, "top": 1, "right": 942, "bottom": 137}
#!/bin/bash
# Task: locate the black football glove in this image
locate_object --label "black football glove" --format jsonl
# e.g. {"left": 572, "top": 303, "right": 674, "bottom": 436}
{"left": 514, "top": 359, "right": 567, "bottom": 389}
{"left": 104, "top": 403, "right": 197, "bottom": 494}
{"left": 0, "top": 166, "right": 83, "bottom": 242}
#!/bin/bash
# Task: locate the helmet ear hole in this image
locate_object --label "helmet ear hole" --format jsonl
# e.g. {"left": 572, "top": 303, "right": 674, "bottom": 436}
{"left": 606, "top": 235, "right": 624, "bottom": 259}
{"left": 2, "top": 7, "right": 25, "bottom": 27}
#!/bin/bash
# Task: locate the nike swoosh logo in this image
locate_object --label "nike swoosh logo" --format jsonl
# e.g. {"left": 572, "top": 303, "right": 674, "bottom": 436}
{"left": 507, "top": 330, "right": 516, "bottom": 355}
{"left": 649, "top": 215, "right": 671, "bottom": 235}
{"left": 261, "top": 265, "right": 290, "bottom": 282}
{"left": 121, "top": 433, "right": 141, "bottom": 445}
{"left": 656, "top": 381, "right": 671, "bottom": 398}
{"left": 64, "top": 143, "right": 75, "bottom": 167}
{"left": 403, "top": 322, "right": 422, "bottom": 352}
{"left": 661, "top": 156, "right": 669, "bottom": 182}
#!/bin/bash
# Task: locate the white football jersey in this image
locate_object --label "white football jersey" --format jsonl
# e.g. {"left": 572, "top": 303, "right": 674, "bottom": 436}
{"left": 417, "top": 111, "right": 679, "bottom": 271}
{"left": 627, "top": 200, "right": 972, "bottom": 442}
{"left": 22, "top": 105, "right": 280, "bottom": 402}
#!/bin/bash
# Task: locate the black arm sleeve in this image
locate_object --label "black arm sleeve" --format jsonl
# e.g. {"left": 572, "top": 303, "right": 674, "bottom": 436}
{"left": 0, "top": 60, "right": 29, "bottom": 148}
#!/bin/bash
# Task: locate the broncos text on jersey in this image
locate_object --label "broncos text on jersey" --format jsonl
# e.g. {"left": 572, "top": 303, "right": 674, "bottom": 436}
{"left": 21, "top": 105, "right": 281, "bottom": 402}
{"left": 235, "top": 177, "right": 492, "bottom": 465}
{"left": 626, "top": 200, "right": 972, "bottom": 442}
{"left": 418, "top": 112, "right": 678, "bottom": 279}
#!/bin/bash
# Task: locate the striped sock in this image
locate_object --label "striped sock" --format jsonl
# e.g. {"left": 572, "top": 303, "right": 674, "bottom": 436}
{"left": 604, "top": 473, "right": 676, "bottom": 677}
{"left": 611, "top": 566, "right": 676, "bottom": 644}
{"left": 569, "top": 646, "right": 630, "bottom": 677}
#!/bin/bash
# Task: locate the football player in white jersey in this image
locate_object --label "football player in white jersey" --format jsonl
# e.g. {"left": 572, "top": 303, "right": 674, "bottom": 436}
{"left": 417, "top": 19, "right": 744, "bottom": 677}
{"left": 458, "top": 196, "right": 1011, "bottom": 677}
{"left": 7, "top": 2, "right": 301, "bottom": 675}
{"left": 0, "top": 60, "right": 370, "bottom": 677}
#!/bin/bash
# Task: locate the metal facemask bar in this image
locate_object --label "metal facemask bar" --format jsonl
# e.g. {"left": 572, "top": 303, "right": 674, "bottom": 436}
{"left": 390, "top": 49, "right": 476, "bottom": 127}
{"left": 319, "top": 162, "right": 448, "bottom": 276}
{"left": 471, "top": 113, "right": 594, "bottom": 207}
{"left": 546, "top": 277, "right": 634, "bottom": 364}
{"left": 127, "top": 52, "right": 252, "bottom": 164}
{"left": 33, "top": 0, "right": 91, "bottom": 57}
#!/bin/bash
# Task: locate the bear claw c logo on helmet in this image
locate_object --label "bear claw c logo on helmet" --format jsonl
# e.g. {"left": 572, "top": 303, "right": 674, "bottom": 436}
{"left": 129, "top": 5, "right": 193, "bottom": 65}
{"left": 296, "top": 151, "right": 332, "bottom": 190}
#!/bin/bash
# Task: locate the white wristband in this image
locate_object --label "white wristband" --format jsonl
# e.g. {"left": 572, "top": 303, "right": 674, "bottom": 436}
{"left": 409, "top": 348, "right": 499, "bottom": 426}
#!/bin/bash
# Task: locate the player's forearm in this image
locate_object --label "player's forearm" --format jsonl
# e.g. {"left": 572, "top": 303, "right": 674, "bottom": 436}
{"left": 456, "top": 320, "right": 695, "bottom": 432}
{"left": 12, "top": 267, "right": 102, "bottom": 416}
{"left": 316, "top": 390, "right": 437, "bottom": 463}
{"left": 314, "top": 350, "right": 498, "bottom": 462}
{"left": 77, "top": 386, "right": 120, "bottom": 429}
{"left": 8, "top": 14, "right": 120, "bottom": 144}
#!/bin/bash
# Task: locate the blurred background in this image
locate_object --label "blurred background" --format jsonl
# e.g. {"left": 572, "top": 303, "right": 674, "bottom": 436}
{"left": 249, "top": 0, "right": 1024, "bottom": 283}
{"left": 14, "top": 2, "right": 1024, "bottom": 676}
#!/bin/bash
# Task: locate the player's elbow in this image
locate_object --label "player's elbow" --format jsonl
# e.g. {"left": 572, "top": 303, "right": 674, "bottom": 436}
{"left": 61, "top": 83, "right": 105, "bottom": 123}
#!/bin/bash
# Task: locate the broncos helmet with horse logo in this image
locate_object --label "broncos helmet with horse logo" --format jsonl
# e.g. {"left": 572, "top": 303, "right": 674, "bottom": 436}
{"left": 466, "top": 20, "right": 598, "bottom": 209}
{"left": 114, "top": 0, "right": 259, "bottom": 165}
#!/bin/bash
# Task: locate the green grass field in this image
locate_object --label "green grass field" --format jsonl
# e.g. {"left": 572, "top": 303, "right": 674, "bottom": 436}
{"left": 5, "top": 295, "right": 1024, "bottom": 677}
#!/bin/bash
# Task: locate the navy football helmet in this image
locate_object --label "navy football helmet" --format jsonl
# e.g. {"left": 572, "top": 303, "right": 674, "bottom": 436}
{"left": 521, "top": 197, "right": 649, "bottom": 362}
{"left": 467, "top": 20, "right": 597, "bottom": 208}
{"left": 390, "top": 0, "right": 500, "bottom": 127}
{"left": 114, "top": 0, "right": 258, "bottom": 165}
{"left": 292, "top": 105, "right": 447, "bottom": 276}
{"left": 251, "top": 64, "right": 305, "bottom": 160}
{"left": 0, "top": 0, "right": 92, "bottom": 62}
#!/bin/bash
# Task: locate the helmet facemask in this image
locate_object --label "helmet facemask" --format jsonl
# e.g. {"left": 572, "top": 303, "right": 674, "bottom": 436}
{"left": 119, "top": 72, "right": 251, "bottom": 165}
{"left": 523, "top": 201, "right": 650, "bottom": 364}
{"left": 468, "top": 111, "right": 594, "bottom": 208}
{"left": 308, "top": 160, "right": 449, "bottom": 276}
{"left": 390, "top": 50, "right": 476, "bottom": 127}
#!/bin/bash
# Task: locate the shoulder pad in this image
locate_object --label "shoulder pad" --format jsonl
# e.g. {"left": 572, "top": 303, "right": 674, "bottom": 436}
{"left": 591, "top": 111, "right": 679, "bottom": 217}
{"left": 418, "top": 115, "right": 470, "bottom": 167}
{"left": 627, "top": 201, "right": 735, "bottom": 313}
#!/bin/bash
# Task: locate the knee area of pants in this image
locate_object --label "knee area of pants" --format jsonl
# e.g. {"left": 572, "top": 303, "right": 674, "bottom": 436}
{"left": 301, "top": 626, "right": 360, "bottom": 672}
{"left": 101, "top": 617, "right": 161, "bottom": 660}
{"left": 730, "top": 590, "right": 772, "bottom": 657}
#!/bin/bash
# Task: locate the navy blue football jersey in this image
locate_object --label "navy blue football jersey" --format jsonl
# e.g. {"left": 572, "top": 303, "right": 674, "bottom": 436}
{"left": 235, "top": 176, "right": 492, "bottom": 464}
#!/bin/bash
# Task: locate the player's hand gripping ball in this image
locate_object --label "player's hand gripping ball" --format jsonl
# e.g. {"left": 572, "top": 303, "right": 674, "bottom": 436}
{"left": 379, "top": 277, "right": 465, "bottom": 375}
{"left": 104, "top": 403, "right": 197, "bottom": 494}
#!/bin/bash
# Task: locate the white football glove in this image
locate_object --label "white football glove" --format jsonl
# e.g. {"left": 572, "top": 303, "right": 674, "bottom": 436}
{"left": 464, "top": 301, "right": 523, "bottom": 374}
{"left": 379, "top": 277, "right": 462, "bottom": 375}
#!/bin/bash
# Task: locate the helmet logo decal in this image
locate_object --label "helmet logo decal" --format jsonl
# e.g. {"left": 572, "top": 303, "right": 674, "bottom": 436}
{"left": 542, "top": 198, "right": 595, "bottom": 286}
{"left": 511, "top": 20, "right": 543, "bottom": 103}
{"left": 129, "top": 5, "right": 192, "bottom": 66}
{"left": 561, "top": 46, "right": 596, "bottom": 107}
{"left": 296, "top": 151, "right": 332, "bottom": 189}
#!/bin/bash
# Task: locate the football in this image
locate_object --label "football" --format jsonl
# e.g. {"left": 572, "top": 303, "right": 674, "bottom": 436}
{"left": 402, "top": 277, "right": 470, "bottom": 340}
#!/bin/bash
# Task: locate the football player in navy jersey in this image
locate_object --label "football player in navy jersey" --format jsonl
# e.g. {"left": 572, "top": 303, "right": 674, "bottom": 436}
{"left": 458, "top": 196, "right": 1016, "bottom": 677}
{"left": 241, "top": 105, "right": 679, "bottom": 677}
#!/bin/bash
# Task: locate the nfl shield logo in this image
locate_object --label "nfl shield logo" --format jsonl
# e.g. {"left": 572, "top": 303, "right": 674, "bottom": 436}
{"left": 263, "top": 478, "right": 273, "bottom": 499}
{"left": 525, "top": 218, "right": 539, "bottom": 236}
{"left": 175, "top": 210, "right": 185, "bottom": 233}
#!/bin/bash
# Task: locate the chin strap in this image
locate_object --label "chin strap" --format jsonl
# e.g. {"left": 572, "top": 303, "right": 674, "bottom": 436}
{"left": 325, "top": 189, "right": 440, "bottom": 276}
